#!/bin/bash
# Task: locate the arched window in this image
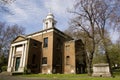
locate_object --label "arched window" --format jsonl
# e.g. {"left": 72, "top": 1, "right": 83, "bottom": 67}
{"left": 46, "top": 22, "right": 48, "bottom": 28}
{"left": 66, "top": 56, "right": 70, "bottom": 65}
{"left": 52, "top": 22, "right": 54, "bottom": 27}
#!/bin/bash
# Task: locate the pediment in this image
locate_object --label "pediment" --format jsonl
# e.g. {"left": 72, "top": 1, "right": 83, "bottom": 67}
{"left": 12, "top": 35, "right": 27, "bottom": 43}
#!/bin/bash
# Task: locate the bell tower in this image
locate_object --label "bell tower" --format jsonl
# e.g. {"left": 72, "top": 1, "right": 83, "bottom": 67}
{"left": 43, "top": 13, "right": 57, "bottom": 30}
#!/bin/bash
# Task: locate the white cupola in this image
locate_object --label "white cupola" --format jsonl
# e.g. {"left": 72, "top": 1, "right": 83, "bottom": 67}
{"left": 43, "top": 13, "right": 57, "bottom": 30}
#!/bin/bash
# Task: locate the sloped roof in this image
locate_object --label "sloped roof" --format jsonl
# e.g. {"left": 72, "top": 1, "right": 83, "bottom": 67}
{"left": 12, "top": 35, "right": 27, "bottom": 43}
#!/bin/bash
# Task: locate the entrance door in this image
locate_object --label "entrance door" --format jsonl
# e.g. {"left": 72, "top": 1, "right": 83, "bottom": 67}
{"left": 15, "top": 57, "right": 20, "bottom": 71}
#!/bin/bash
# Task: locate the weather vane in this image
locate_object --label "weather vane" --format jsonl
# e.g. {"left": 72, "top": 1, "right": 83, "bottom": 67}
{"left": 49, "top": 7, "right": 52, "bottom": 13}
{"left": 49, "top": 4, "right": 52, "bottom": 13}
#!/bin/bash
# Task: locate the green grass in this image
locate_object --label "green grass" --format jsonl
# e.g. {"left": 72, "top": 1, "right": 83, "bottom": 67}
{"left": 20, "top": 72, "right": 120, "bottom": 80}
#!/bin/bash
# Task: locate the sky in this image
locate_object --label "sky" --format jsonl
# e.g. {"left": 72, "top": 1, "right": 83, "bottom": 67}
{"left": 0, "top": 0, "right": 119, "bottom": 42}
{"left": 0, "top": 0, "right": 74, "bottom": 34}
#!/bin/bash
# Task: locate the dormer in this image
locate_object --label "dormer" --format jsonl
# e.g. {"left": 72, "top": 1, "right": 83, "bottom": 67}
{"left": 43, "top": 13, "right": 57, "bottom": 30}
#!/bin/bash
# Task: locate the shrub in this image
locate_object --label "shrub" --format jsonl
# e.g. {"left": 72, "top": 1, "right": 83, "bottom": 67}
{"left": 1, "top": 66, "right": 7, "bottom": 71}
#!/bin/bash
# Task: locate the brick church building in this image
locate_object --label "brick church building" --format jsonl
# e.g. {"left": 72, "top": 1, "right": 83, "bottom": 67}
{"left": 7, "top": 13, "right": 86, "bottom": 74}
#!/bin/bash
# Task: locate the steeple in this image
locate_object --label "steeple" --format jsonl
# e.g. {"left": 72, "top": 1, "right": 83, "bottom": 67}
{"left": 43, "top": 13, "right": 57, "bottom": 30}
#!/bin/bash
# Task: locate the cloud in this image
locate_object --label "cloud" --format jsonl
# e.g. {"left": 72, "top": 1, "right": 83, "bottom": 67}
{"left": 0, "top": 0, "right": 75, "bottom": 34}
{"left": 43, "top": 0, "right": 75, "bottom": 30}
{"left": 44, "top": 0, "right": 74, "bottom": 16}
{"left": 5, "top": 3, "right": 28, "bottom": 22}
{"left": 0, "top": 0, "right": 48, "bottom": 34}
{"left": 4, "top": 0, "right": 46, "bottom": 24}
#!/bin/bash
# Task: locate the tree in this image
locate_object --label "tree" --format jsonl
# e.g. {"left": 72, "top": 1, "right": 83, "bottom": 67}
{"left": 91, "top": 0, "right": 120, "bottom": 75}
{"left": 0, "top": 22, "right": 25, "bottom": 67}
{"left": 69, "top": 0, "right": 120, "bottom": 75}
{"left": 93, "top": 53, "right": 107, "bottom": 64}
{"left": 0, "top": 0, "right": 15, "bottom": 14}
{"left": 108, "top": 43, "right": 120, "bottom": 68}
{"left": 65, "top": 25, "right": 110, "bottom": 74}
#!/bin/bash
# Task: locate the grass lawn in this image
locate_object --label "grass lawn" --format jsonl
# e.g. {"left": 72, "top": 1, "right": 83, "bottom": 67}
{"left": 21, "top": 72, "right": 120, "bottom": 80}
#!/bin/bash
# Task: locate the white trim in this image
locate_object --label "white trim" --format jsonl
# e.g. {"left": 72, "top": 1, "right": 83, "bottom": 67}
{"left": 11, "top": 41, "right": 27, "bottom": 46}
{"left": 27, "top": 29, "right": 54, "bottom": 38}
{"left": 27, "top": 28, "right": 68, "bottom": 39}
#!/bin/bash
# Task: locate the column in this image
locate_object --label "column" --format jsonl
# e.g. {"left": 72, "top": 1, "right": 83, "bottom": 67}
{"left": 11, "top": 46, "right": 15, "bottom": 71}
{"left": 23, "top": 43, "right": 27, "bottom": 68}
{"left": 7, "top": 46, "right": 13, "bottom": 67}
{"left": 7, "top": 46, "right": 13, "bottom": 72}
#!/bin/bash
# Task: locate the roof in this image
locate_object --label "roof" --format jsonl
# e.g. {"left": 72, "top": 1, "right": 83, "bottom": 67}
{"left": 26, "top": 27, "right": 73, "bottom": 40}
{"left": 11, "top": 35, "right": 27, "bottom": 43}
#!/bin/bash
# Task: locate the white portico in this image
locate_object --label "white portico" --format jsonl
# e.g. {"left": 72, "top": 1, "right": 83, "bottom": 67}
{"left": 7, "top": 36, "right": 28, "bottom": 73}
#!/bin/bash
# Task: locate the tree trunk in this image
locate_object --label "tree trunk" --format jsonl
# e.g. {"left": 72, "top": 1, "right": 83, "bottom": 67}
{"left": 86, "top": 52, "right": 94, "bottom": 76}
{"left": 102, "top": 38, "right": 113, "bottom": 76}
{"left": 87, "top": 61, "right": 92, "bottom": 75}
{"left": 105, "top": 50, "right": 113, "bottom": 76}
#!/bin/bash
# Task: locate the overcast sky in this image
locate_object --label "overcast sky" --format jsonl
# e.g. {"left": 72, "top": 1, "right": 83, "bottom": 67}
{"left": 0, "top": 0, "right": 119, "bottom": 42}
{"left": 0, "top": 0, "right": 74, "bottom": 34}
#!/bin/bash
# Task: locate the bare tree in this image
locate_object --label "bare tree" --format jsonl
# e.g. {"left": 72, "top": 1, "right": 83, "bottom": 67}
{"left": 92, "top": 0, "right": 120, "bottom": 76}
{"left": 0, "top": 22, "right": 25, "bottom": 57}
{"left": 65, "top": 25, "right": 103, "bottom": 75}
{"left": 69, "top": 0, "right": 120, "bottom": 75}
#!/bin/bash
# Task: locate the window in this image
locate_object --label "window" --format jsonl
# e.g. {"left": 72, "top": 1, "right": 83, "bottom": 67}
{"left": 33, "top": 43, "right": 37, "bottom": 47}
{"left": 44, "top": 37, "right": 48, "bottom": 47}
{"left": 42, "top": 57, "right": 47, "bottom": 64}
{"left": 66, "top": 56, "right": 70, "bottom": 65}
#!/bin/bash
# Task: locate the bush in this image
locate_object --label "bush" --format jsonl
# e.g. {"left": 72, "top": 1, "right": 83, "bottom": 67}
{"left": 1, "top": 66, "right": 7, "bottom": 71}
